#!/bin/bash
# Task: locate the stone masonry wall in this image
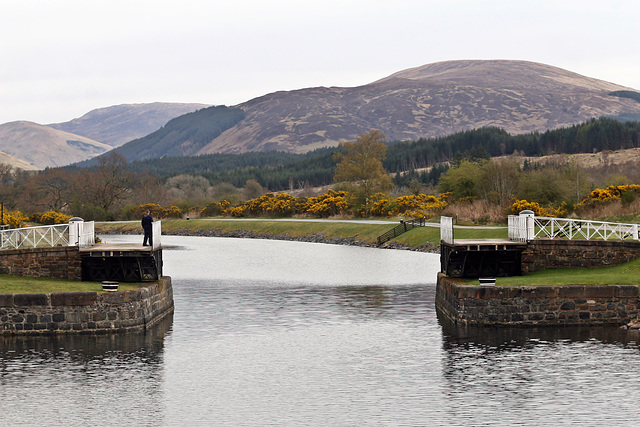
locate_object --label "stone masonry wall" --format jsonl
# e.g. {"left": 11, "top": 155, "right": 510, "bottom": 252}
{"left": 0, "top": 277, "right": 174, "bottom": 335}
{"left": 521, "top": 239, "right": 640, "bottom": 274}
{"left": 436, "top": 273, "right": 639, "bottom": 326}
{"left": 0, "top": 246, "right": 82, "bottom": 280}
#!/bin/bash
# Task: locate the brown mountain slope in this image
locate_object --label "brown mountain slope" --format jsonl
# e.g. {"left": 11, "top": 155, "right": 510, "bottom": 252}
{"left": 197, "top": 60, "right": 640, "bottom": 154}
{"left": 48, "top": 102, "right": 210, "bottom": 147}
{"left": 0, "top": 150, "right": 39, "bottom": 170}
{"left": 0, "top": 121, "right": 111, "bottom": 169}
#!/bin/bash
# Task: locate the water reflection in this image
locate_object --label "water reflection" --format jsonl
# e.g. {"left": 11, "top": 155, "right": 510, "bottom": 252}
{"left": 0, "top": 315, "right": 172, "bottom": 426}
{"left": 4, "top": 234, "right": 640, "bottom": 425}
{"left": 438, "top": 309, "right": 639, "bottom": 349}
{"left": 162, "top": 283, "right": 444, "bottom": 425}
{"left": 438, "top": 311, "right": 640, "bottom": 426}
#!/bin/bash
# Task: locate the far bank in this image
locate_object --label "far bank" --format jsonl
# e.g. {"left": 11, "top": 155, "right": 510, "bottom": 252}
{"left": 96, "top": 218, "right": 508, "bottom": 252}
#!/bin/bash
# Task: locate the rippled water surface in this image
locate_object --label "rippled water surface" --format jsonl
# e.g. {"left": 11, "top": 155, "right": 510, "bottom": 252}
{"left": 2, "top": 235, "right": 640, "bottom": 425}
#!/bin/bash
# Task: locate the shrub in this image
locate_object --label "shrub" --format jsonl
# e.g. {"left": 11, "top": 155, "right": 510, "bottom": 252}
{"left": 302, "top": 190, "right": 350, "bottom": 217}
{"left": 30, "top": 210, "right": 73, "bottom": 225}
{"left": 510, "top": 199, "right": 548, "bottom": 216}
{"left": 165, "top": 205, "right": 183, "bottom": 218}
{"left": 388, "top": 193, "right": 448, "bottom": 217}
{"left": 201, "top": 200, "right": 230, "bottom": 217}
{"left": 575, "top": 184, "right": 640, "bottom": 213}
{"left": 130, "top": 203, "right": 166, "bottom": 219}
{"left": 1, "top": 210, "right": 29, "bottom": 228}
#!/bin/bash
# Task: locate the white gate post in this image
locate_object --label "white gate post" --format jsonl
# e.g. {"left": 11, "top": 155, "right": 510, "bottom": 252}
{"left": 519, "top": 210, "right": 535, "bottom": 241}
{"left": 68, "top": 217, "right": 84, "bottom": 246}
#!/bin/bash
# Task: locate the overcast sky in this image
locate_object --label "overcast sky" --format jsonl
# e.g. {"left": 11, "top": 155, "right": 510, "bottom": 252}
{"left": 1, "top": 0, "right": 638, "bottom": 125}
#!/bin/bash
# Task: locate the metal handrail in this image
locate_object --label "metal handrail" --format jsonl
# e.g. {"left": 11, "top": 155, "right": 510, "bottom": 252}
{"left": 377, "top": 218, "right": 425, "bottom": 245}
{"left": 508, "top": 215, "right": 639, "bottom": 241}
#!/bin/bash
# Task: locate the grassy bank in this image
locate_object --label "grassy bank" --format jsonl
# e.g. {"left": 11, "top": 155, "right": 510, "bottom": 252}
{"left": 465, "top": 257, "right": 640, "bottom": 287}
{"left": 96, "top": 218, "right": 508, "bottom": 249}
{"left": 0, "top": 275, "right": 147, "bottom": 294}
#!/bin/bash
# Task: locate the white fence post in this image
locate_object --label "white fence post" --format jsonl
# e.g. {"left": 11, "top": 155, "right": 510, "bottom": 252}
{"left": 152, "top": 221, "right": 162, "bottom": 250}
{"left": 440, "top": 216, "right": 454, "bottom": 244}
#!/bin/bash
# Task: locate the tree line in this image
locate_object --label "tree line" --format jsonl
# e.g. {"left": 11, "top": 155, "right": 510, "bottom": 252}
{"left": 119, "top": 117, "right": 640, "bottom": 191}
{"left": 3, "top": 118, "right": 640, "bottom": 223}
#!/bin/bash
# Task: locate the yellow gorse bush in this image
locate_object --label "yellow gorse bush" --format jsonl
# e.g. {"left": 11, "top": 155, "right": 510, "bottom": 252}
{"left": 365, "top": 192, "right": 392, "bottom": 216}
{"left": 130, "top": 203, "right": 182, "bottom": 219}
{"left": 510, "top": 199, "right": 548, "bottom": 216}
{"left": 1, "top": 210, "right": 29, "bottom": 228}
{"left": 196, "top": 190, "right": 452, "bottom": 219}
{"left": 302, "top": 190, "right": 350, "bottom": 217}
{"left": 201, "top": 200, "right": 231, "bottom": 217}
{"left": 388, "top": 193, "right": 448, "bottom": 217}
{"left": 234, "top": 192, "right": 298, "bottom": 217}
{"left": 30, "top": 210, "right": 73, "bottom": 225}
{"left": 577, "top": 184, "right": 640, "bottom": 209}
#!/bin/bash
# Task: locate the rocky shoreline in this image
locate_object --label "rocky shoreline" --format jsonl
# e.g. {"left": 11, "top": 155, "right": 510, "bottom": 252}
{"left": 98, "top": 227, "right": 439, "bottom": 253}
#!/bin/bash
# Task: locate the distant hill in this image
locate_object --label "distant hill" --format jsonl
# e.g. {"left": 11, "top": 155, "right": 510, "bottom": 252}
{"left": 193, "top": 60, "right": 640, "bottom": 154}
{"left": 8, "top": 60, "right": 640, "bottom": 168}
{"left": 0, "top": 121, "right": 111, "bottom": 168}
{"left": 0, "top": 150, "right": 39, "bottom": 170}
{"left": 106, "top": 105, "right": 245, "bottom": 162}
{"left": 48, "top": 102, "right": 210, "bottom": 147}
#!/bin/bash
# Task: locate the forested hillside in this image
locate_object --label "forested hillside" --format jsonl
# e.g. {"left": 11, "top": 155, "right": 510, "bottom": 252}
{"left": 104, "top": 105, "right": 245, "bottom": 162}
{"left": 125, "top": 117, "right": 640, "bottom": 190}
{"left": 5, "top": 117, "right": 640, "bottom": 223}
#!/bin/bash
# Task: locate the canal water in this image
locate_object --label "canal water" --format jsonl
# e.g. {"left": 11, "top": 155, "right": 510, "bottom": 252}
{"left": 2, "top": 235, "right": 640, "bottom": 425}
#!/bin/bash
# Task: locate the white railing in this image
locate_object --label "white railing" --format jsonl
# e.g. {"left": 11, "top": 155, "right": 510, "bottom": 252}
{"left": 0, "top": 224, "right": 69, "bottom": 250}
{"left": 508, "top": 215, "right": 639, "bottom": 241}
{"left": 152, "top": 221, "right": 162, "bottom": 250}
{"left": 440, "top": 216, "right": 454, "bottom": 244}
{"left": 508, "top": 214, "right": 530, "bottom": 242}
{"left": 0, "top": 221, "right": 96, "bottom": 250}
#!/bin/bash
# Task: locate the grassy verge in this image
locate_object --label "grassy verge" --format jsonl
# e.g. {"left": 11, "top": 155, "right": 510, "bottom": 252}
{"left": 0, "top": 275, "right": 147, "bottom": 294}
{"left": 96, "top": 218, "right": 508, "bottom": 249}
{"left": 465, "top": 257, "right": 640, "bottom": 287}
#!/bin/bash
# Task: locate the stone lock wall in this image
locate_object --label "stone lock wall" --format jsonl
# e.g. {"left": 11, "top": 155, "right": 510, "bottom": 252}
{"left": 0, "top": 246, "right": 82, "bottom": 280}
{"left": 0, "top": 277, "right": 174, "bottom": 335}
{"left": 521, "top": 239, "right": 640, "bottom": 274}
{"left": 436, "top": 273, "right": 639, "bottom": 326}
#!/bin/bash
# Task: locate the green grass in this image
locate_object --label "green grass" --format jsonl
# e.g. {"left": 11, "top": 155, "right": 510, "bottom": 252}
{"left": 470, "top": 257, "right": 640, "bottom": 287}
{"left": 603, "top": 213, "right": 640, "bottom": 224}
{"left": 0, "top": 275, "right": 147, "bottom": 294}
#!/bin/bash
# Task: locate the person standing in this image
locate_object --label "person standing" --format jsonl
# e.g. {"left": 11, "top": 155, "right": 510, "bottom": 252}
{"left": 142, "top": 210, "right": 153, "bottom": 247}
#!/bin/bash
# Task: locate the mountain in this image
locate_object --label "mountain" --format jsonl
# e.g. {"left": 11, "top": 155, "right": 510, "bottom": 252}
{"left": 108, "top": 105, "right": 245, "bottom": 162}
{"left": 48, "top": 102, "right": 210, "bottom": 147}
{"left": 0, "top": 150, "right": 39, "bottom": 171}
{"left": 192, "top": 60, "right": 640, "bottom": 155}
{"left": 0, "top": 121, "right": 111, "bottom": 168}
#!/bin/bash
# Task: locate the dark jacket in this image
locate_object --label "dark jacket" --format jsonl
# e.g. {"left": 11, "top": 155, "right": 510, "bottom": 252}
{"left": 141, "top": 213, "right": 153, "bottom": 230}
